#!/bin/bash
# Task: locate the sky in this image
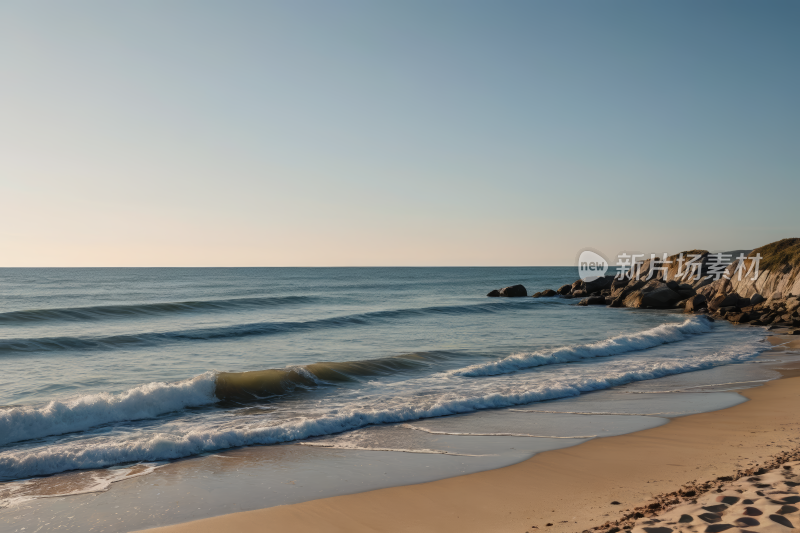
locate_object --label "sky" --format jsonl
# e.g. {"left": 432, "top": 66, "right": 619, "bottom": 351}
{"left": 1, "top": 1, "right": 798, "bottom": 267}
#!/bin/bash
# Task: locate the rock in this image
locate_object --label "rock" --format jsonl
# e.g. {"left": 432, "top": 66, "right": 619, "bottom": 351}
{"left": 792, "top": 329, "right": 800, "bottom": 335}
{"left": 613, "top": 279, "right": 646, "bottom": 299}
{"left": 584, "top": 275, "right": 615, "bottom": 293}
{"left": 750, "top": 293, "right": 765, "bottom": 305}
{"left": 666, "top": 280, "right": 680, "bottom": 291}
{"left": 708, "top": 292, "right": 740, "bottom": 312}
{"left": 572, "top": 290, "right": 588, "bottom": 297}
{"left": 579, "top": 296, "right": 606, "bottom": 306}
{"left": 678, "top": 283, "right": 695, "bottom": 291}
{"left": 677, "top": 289, "right": 696, "bottom": 299}
{"left": 537, "top": 289, "right": 557, "bottom": 297}
{"left": 726, "top": 312, "right": 751, "bottom": 323}
{"left": 499, "top": 284, "right": 527, "bottom": 297}
{"left": 611, "top": 277, "right": 629, "bottom": 291}
{"left": 487, "top": 289, "right": 500, "bottom": 297}
{"left": 531, "top": 291, "right": 543, "bottom": 298}
{"left": 623, "top": 280, "right": 682, "bottom": 309}
{"left": 557, "top": 284, "right": 572, "bottom": 295}
{"left": 749, "top": 319, "right": 764, "bottom": 326}
{"left": 676, "top": 299, "right": 688, "bottom": 308}
{"left": 608, "top": 297, "right": 624, "bottom": 308}
{"left": 684, "top": 294, "right": 708, "bottom": 313}
{"left": 571, "top": 279, "right": 585, "bottom": 291}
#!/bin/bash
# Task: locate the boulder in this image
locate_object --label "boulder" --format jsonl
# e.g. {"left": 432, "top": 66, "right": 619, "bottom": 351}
{"left": 578, "top": 296, "right": 607, "bottom": 306}
{"left": 708, "top": 292, "right": 740, "bottom": 312}
{"left": 677, "top": 289, "right": 696, "bottom": 299}
{"left": 750, "top": 293, "right": 765, "bottom": 305}
{"left": 487, "top": 289, "right": 500, "bottom": 297}
{"left": 611, "top": 277, "right": 629, "bottom": 291}
{"left": 613, "top": 279, "right": 646, "bottom": 299}
{"left": 726, "top": 312, "right": 751, "bottom": 324}
{"left": 584, "top": 275, "right": 615, "bottom": 293}
{"left": 557, "top": 284, "right": 572, "bottom": 295}
{"left": 540, "top": 289, "right": 557, "bottom": 297}
{"left": 572, "top": 290, "right": 588, "bottom": 297}
{"left": 531, "top": 291, "right": 542, "bottom": 298}
{"left": 571, "top": 279, "right": 585, "bottom": 291}
{"left": 666, "top": 280, "right": 680, "bottom": 291}
{"left": 678, "top": 283, "right": 695, "bottom": 291}
{"left": 499, "top": 284, "right": 527, "bottom": 297}
{"left": 607, "top": 297, "right": 624, "bottom": 308}
{"left": 684, "top": 294, "right": 708, "bottom": 313}
{"left": 622, "top": 280, "right": 682, "bottom": 309}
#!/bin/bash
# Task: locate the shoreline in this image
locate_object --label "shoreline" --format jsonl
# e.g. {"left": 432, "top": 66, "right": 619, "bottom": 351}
{"left": 139, "top": 334, "right": 800, "bottom": 533}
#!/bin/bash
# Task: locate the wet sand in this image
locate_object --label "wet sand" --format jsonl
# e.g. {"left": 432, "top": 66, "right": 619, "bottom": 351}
{"left": 139, "top": 334, "right": 800, "bottom": 533}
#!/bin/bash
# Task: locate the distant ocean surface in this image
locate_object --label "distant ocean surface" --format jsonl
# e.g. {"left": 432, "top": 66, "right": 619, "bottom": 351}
{"left": 0, "top": 268, "right": 769, "bottom": 482}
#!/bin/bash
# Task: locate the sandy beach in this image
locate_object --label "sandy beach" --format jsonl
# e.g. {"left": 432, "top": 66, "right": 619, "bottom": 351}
{"left": 138, "top": 335, "right": 800, "bottom": 533}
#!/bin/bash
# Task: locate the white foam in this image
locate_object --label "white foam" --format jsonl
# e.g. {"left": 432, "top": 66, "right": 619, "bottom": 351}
{"left": 0, "top": 462, "right": 164, "bottom": 509}
{"left": 0, "top": 337, "right": 766, "bottom": 481}
{"left": 401, "top": 424, "right": 595, "bottom": 439}
{"left": 0, "top": 373, "right": 217, "bottom": 446}
{"left": 298, "top": 442, "right": 483, "bottom": 456}
{"left": 452, "top": 317, "right": 714, "bottom": 377}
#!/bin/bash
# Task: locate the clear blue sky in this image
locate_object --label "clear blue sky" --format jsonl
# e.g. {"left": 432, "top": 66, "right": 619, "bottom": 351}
{"left": 2, "top": 1, "right": 798, "bottom": 266}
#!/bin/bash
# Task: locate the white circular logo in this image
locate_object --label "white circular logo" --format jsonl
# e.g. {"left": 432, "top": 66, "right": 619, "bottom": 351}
{"left": 577, "top": 250, "right": 609, "bottom": 282}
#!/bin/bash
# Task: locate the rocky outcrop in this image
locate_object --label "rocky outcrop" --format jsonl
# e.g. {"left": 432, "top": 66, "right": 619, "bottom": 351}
{"left": 515, "top": 238, "right": 799, "bottom": 324}
{"left": 499, "top": 284, "right": 527, "bottom": 297}
{"left": 726, "top": 238, "right": 800, "bottom": 298}
{"left": 487, "top": 290, "right": 500, "bottom": 297}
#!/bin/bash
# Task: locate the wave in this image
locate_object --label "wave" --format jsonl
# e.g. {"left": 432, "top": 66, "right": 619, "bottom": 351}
{"left": 0, "top": 352, "right": 452, "bottom": 446}
{"left": 0, "top": 296, "right": 316, "bottom": 324}
{"left": 0, "top": 300, "right": 542, "bottom": 355}
{"left": 0, "top": 374, "right": 217, "bottom": 447}
{"left": 0, "top": 338, "right": 766, "bottom": 480}
{"left": 451, "top": 316, "right": 714, "bottom": 377}
{"left": 215, "top": 352, "right": 450, "bottom": 402}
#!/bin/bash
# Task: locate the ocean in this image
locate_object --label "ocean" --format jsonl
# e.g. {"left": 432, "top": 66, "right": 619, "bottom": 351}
{"left": 0, "top": 267, "right": 784, "bottom": 529}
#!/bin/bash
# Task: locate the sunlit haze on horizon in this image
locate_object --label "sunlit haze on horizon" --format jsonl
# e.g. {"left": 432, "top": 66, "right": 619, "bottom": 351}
{"left": 2, "top": 0, "right": 798, "bottom": 266}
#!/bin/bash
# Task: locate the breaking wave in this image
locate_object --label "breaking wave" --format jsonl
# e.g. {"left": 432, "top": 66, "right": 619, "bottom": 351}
{"left": 452, "top": 316, "right": 715, "bottom": 377}
{"left": 0, "top": 340, "right": 766, "bottom": 480}
{"left": 0, "top": 374, "right": 217, "bottom": 447}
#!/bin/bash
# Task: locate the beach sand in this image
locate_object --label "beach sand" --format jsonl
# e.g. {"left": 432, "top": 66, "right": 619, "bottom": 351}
{"left": 140, "top": 335, "right": 800, "bottom": 533}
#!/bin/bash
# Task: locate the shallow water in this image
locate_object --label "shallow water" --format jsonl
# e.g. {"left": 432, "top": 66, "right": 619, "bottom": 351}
{"left": 0, "top": 267, "right": 786, "bottom": 530}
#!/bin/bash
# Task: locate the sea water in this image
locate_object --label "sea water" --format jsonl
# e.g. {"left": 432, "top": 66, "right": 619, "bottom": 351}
{"left": 0, "top": 267, "right": 787, "bottom": 529}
